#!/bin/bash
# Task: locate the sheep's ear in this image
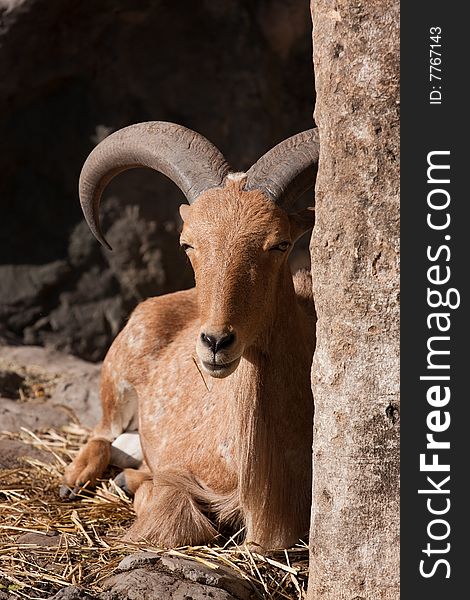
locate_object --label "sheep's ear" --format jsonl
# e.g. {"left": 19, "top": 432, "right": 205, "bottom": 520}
{"left": 289, "top": 207, "right": 315, "bottom": 242}
{"left": 179, "top": 204, "right": 191, "bottom": 222}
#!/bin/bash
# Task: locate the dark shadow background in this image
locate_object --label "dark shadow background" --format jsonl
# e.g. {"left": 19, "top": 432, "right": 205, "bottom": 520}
{"left": 0, "top": 0, "right": 314, "bottom": 361}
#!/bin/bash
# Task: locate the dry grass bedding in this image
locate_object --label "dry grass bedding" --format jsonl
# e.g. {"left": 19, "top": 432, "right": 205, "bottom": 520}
{"left": 0, "top": 426, "right": 309, "bottom": 599}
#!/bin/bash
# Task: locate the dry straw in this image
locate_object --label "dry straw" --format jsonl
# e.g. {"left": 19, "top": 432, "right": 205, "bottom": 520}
{"left": 0, "top": 426, "right": 308, "bottom": 599}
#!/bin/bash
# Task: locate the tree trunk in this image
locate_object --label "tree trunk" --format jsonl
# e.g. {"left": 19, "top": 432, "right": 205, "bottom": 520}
{"left": 308, "top": 1, "right": 399, "bottom": 598}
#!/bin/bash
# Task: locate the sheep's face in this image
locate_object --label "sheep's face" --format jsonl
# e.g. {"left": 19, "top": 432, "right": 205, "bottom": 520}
{"left": 179, "top": 177, "right": 313, "bottom": 378}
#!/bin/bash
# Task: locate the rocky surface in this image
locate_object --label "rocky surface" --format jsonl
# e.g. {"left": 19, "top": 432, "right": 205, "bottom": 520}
{"left": 117, "top": 553, "right": 253, "bottom": 599}
{"left": 16, "top": 531, "right": 64, "bottom": 547}
{"left": 0, "top": 437, "right": 51, "bottom": 468}
{"left": 46, "top": 552, "right": 255, "bottom": 600}
{"left": 0, "top": 0, "right": 314, "bottom": 362}
{"left": 0, "top": 344, "right": 101, "bottom": 435}
{"left": 308, "top": 1, "right": 400, "bottom": 598}
{"left": 48, "top": 590, "right": 97, "bottom": 600}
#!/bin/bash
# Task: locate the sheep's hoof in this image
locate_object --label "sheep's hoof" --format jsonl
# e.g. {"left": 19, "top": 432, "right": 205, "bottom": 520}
{"left": 59, "top": 483, "right": 87, "bottom": 501}
{"left": 114, "top": 471, "right": 133, "bottom": 497}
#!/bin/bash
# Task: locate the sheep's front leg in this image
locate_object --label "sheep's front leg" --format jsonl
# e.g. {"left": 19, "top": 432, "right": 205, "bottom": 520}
{"left": 60, "top": 361, "right": 139, "bottom": 499}
{"left": 60, "top": 438, "right": 111, "bottom": 499}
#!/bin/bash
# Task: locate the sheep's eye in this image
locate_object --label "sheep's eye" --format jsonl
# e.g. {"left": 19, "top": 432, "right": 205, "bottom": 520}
{"left": 180, "top": 243, "right": 193, "bottom": 252}
{"left": 270, "top": 241, "right": 290, "bottom": 252}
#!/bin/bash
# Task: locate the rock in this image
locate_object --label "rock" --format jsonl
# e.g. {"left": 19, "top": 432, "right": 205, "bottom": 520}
{"left": 113, "top": 552, "right": 254, "bottom": 600}
{"left": 0, "top": 438, "right": 51, "bottom": 468}
{"left": 160, "top": 555, "right": 253, "bottom": 600}
{"left": 47, "top": 587, "right": 99, "bottom": 600}
{"left": 0, "top": 262, "right": 69, "bottom": 311}
{"left": 102, "top": 568, "right": 239, "bottom": 600}
{"left": 0, "top": 396, "right": 75, "bottom": 433}
{"left": 0, "top": 368, "right": 24, "bottom": 399}
{"left": 117, "top": 551, "right": 162, "bottom": 572}
{"left": 308, "top": 1, "right": 399, "bottom": 599}
{"left": 171, "top": 581, "right": 238, "bottom": 600}
{"left": 0, "top": 345, "right": 101, "bottom": 430}
{"left": 0, "top": 0, "right": 313, "bottom": 363}
{"left": 0, "top": 262, "right": 70, "bottom": 334}
{"left": 16, "top": 531, "right": 63, "bottom": 547}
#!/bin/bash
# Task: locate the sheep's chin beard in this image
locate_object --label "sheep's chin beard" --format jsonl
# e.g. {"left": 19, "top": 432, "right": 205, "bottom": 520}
{"left": 199, "top": 355, "right": 242, "bottom": 379}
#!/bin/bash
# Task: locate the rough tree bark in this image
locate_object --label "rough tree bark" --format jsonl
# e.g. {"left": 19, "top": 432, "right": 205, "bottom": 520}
{"left": 308, "top": 1, "right": 399, "bottom": 599}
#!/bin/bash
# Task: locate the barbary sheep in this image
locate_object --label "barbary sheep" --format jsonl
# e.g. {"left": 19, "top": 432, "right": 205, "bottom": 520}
{"left": 61, "top": 121, "right": 319, "bottom": 550}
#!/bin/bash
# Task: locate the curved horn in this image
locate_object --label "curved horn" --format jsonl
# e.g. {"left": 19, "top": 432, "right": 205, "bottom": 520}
{"left": 244, "top": 128, "right": 319, "bottom": 209}
{"left": 79, "top": 121, "right": 231, "bottom": 249}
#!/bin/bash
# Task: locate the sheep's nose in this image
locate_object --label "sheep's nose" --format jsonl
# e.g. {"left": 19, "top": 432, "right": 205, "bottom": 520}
{"left": 200, "top": 331, "right": 236, "bottom": 354}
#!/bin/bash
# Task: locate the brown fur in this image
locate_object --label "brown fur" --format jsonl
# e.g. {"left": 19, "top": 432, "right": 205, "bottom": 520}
{"left": 64, "top": 439, "right": 111, "bottom": 487}
{"left": 63, "top": 178, "right": 315, "bottom": 549}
